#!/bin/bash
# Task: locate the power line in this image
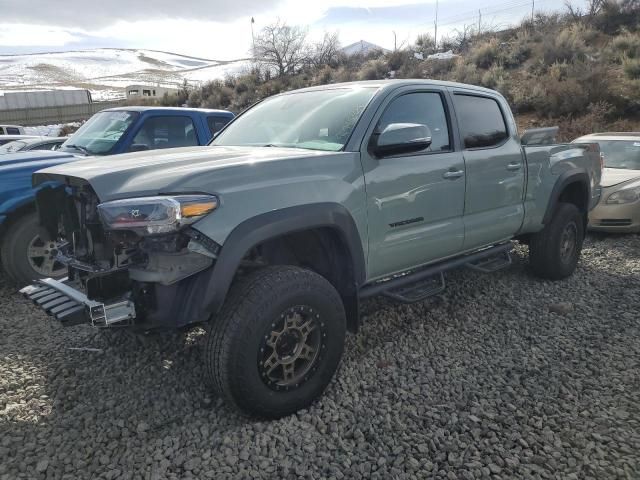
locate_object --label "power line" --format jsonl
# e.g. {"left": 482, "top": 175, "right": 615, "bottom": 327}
{"left": 439, "top": 1, "right": 535, "bottom": 28}
{"left": 412, "top": 0, "right": 552, "bottom": 33}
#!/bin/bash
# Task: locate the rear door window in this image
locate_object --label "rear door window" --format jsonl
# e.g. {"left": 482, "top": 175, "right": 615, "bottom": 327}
{"left": 453, "top": 94, "right": 509, "bottom": 149}
{"left": 132, "top": 116, "right": 199, "bottom": 150}
{"left": 6, "top": 127, "right": 21, "bottom": 135}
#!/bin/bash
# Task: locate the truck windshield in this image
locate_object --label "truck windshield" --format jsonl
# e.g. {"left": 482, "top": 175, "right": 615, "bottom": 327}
{"left": 213, "top": 87, "right": 377, "bottom": 151}
{"left": 0, "top": 140, "right": 27, "bottom": 153}
{"left": 61, "top": 111, "right": 139, "bottom": 156}
{"left": 597, "top": 140, "right": 640, "bottom": 170}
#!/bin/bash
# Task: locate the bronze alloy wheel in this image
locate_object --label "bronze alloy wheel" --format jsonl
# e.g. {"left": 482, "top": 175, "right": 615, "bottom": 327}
{"left": 205, "top": 265, "right": 346, "bottom": 417}
{"left": 258, "top": 305, "right": 326, "bottom": 391}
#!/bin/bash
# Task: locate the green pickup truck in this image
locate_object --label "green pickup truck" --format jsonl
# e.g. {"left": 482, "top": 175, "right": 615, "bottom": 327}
{"left": 22, "top": 80, "right": 601, "bottom": 417}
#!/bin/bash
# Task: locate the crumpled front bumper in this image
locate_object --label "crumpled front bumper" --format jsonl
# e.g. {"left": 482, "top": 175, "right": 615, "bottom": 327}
{"left": 20, "top": 277, "right": 136, "bottom": 327}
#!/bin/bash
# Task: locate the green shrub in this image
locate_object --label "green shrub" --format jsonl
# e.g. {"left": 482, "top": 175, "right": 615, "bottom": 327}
{"left": 529, "top": 76, "right": 591, "bottom": 116}
{"left": 358, "top": 59, "right": 388, "bottom": 80}
{"left": 451, "top": 60, "right": 482, "bottom": 84}
{"left": 542, "top": 25, "right": 588, "bottom": 65}
{"left": 556, "top": 102, "right": 614, "bottom": 141}
{"left": 426, "top": 58, "right": 456, "bottom": 77}
{"left": 591, "top": 0, "right": 640, "bottom": 35}
{"left": 386, "top": 50, "right": 409, "bottom": 71}
{"left": 313, "top": 66, "right": 334, "bottom": 84}
{"left": 510, "top": 83, "right": 537, "bottom": 113}
{"left": 470, "top": 39, "right": 500, "bottom": 69}
{"left": 415, "top": 33, "right": 436, "bottom": 54}
{"left": 611, "top": 31, "right": 640, "bottom": 59}
{"left": 480, "top": 65, "right": 505, "bottom": 89}
{"left": 502, "top": 32, "right": 532, "bottom": 68}
{"left": 623, "top": 57, "right": 640, "bottom": 79}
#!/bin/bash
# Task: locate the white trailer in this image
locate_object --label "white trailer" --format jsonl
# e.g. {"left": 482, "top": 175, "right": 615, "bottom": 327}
{"left": 0, "top": 89, "right": 92, "bottom": 110}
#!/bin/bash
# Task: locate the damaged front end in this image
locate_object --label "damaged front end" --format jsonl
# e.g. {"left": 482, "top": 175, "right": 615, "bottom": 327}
{"left": 21, "top": 182, "right": 221, "bottom": 329}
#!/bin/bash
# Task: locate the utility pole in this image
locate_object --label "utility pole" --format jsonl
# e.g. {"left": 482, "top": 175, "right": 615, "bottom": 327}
{"left": 434, "top": 0, "right": 439, "bottom": 50}
{"left": 531, "top": 0, "right": 535, "bottom": 23}
{"left": 251, "top": 17, "right": 256, "bottom": 58}
{"left": 393, "top": 31, "right": 397, "bottom": 51}
{"left": 478, "top": 9, "right": 482, "bottom": 34}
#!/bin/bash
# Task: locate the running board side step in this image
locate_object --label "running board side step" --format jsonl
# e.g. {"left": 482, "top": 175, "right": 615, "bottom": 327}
{"left": 359, "top": 243, "right": 512, "bottom": 303}
{"left": 383, "top": 272, "right": 445, "bottom": 304}
{"left": 466, "top": 249, "right": 512, "bottom": 273}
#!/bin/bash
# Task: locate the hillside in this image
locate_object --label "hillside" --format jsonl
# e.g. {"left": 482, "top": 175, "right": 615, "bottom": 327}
{"left": 176, "top": 3, "right": 640, "bottom": 140}
{"left": 0, "top": 48, "right": 250, "bottom": 101}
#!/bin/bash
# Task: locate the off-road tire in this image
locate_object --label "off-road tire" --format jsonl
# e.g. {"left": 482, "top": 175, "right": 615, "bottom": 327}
{"left": 205, "top": 265, "right": 346, "bottom": 418}
{"left": 1, "top": 213, "right": 67, "bottom": 285}
{"left": 529, "top": 202, "right": 584, "bottom": 280}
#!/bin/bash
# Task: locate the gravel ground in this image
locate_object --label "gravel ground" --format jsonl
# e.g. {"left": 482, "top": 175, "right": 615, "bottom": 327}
{"left": 1, "top": 235, "right": 639, "bottom": 480}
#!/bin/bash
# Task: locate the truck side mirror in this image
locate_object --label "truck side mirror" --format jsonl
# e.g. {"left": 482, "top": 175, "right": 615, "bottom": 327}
{"left": 372, "top": 123, "right": 432, "bottom": 157}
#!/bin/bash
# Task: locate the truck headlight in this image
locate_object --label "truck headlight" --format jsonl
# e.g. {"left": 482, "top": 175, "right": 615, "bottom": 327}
{"left": 606, "top": 185, "right": 640, "bottom": 205}
{"left": 97, "top": 195, "right": 218, "bottom": 234}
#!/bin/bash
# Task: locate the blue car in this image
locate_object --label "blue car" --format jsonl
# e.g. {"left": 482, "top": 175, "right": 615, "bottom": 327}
{"left": 0, "top": 106, "right": 234, "bottom": 284}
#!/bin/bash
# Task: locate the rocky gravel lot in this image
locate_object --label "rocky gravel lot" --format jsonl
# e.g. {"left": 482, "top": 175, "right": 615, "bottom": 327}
{"left": 1, "top": 234, "right": 639, "bottom": 480}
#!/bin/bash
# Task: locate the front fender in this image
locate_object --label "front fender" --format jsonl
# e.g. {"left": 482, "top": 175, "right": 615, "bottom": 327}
{"left": 197, "top": 203, "right": 366, "bottom": 315}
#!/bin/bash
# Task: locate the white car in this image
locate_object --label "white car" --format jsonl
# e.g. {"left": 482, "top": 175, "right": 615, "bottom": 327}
{"left": 0, "top": 125, "right": 26, "bottom": 135}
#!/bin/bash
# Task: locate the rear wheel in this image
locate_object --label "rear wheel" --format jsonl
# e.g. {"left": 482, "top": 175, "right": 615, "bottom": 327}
{"left": 205, "top": 265, "right": 346, "bottom": 418}
{"left": 529, "top": 202, "right": 584, "bottom": 280}
{"left": 0, "top": 212, "right": 67, "bottom": 285}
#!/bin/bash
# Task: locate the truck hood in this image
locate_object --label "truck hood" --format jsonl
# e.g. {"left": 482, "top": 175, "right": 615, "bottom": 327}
{"left": 0, "top": 150, "right": 77, "bottom": 168}
{"left": 601, "top": 167, "right": 640, "bottom": 188}
{"left": 34, "top": 145, "right": 348, "bottom": 201}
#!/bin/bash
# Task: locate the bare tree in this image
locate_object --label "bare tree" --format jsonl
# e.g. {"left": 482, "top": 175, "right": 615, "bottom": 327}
{"left": 308, "top": 31, "right": 341, "bottom": 68}
{"left": 451, "top": 24, "right": 476, "bottom": 51}
{"left": 253, "top": 20, "right": 308, "bottom": 76}
{"left": 565, "top": 0, "right": 605, "bottom": 21}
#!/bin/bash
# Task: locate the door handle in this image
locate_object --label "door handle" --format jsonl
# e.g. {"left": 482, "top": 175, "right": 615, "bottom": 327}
{"left": 507, "top": 162, "right": 522, "bottom": 171}
{"left": 443, "top": 169, "right": 464, "bottom": 179}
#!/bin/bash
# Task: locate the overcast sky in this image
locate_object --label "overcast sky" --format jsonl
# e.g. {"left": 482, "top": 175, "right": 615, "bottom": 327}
{"left": 0, "top": 0, "right": 585, "bottom": 58}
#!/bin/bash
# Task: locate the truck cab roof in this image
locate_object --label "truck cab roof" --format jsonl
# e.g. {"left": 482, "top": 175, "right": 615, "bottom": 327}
{"left": 102, "top": 106, "right": 234, "bottom": 116}
{"left": 285, "top": 79, "right": 501, "bottom": 96}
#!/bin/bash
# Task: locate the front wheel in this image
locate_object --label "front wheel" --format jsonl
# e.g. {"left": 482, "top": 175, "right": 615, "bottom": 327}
{"left": 529, "top": 202, "right": 585, "bottom": 280}
{"left": 0, "top": 212, "right": 67, "bottom": 285}
{"left": 205, "top": 266, "right": 346, "bottom": 418}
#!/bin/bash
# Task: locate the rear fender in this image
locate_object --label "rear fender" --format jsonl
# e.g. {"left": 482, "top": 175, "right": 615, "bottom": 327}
{"left": 542, "top": 169, "right": 590, "bottom": 225}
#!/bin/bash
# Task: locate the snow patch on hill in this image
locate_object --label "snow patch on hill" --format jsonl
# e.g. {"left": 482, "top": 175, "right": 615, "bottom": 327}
{"left": 0, "top": 48, "right": 251, "bottom": 101}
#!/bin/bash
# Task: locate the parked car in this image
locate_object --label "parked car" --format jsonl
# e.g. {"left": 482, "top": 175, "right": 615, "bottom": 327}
{"left": 572, "top": 132, "right": 640, "bottom": 232}
{"left": 0, "top": 107, "right": 234, "bottom": 284}
{"left": 0, "top": 136, "right": 67, "bottom": 154}
{"left": 23, "top": 80, "right": 601, "bottom": 418}
{"left": 0, "top": 134, "right": 38, "bottom": 146}
{"left": 0, "top": 125, "right": 26, "bottom": 135}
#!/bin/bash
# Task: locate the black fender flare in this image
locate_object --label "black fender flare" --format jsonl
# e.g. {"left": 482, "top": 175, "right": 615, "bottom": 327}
{"left": 201, "top": 203, "right": 367, "bottom": 315}
{"left": 542, "top": 169, "right": 590, "bottom": 225}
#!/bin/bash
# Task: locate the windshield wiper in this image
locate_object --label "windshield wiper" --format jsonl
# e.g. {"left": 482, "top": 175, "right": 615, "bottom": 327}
{"left": 65, "top": 144, "right": 92, "bottom": 156}
{"left": 261, "top": 143, "right": 308, "bottom": 149}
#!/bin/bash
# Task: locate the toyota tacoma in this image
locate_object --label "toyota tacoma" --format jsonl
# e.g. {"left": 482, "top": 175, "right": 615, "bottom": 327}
{"left": 21, "top": 80, "right": 601, "bottom": 418}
